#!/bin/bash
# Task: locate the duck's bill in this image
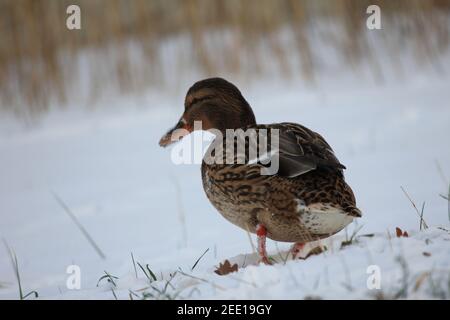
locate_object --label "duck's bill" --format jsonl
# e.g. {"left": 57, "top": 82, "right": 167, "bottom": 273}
{"left": 159, "top": 121, "right": 191, "bottom": 147}
{"left": 158, "top": 131, "right": 174, "bottom": 147}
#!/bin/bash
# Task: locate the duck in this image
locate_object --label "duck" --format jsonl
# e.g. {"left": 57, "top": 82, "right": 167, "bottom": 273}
{"left": 159, "top": 77, "right": 361, "bottom": 264}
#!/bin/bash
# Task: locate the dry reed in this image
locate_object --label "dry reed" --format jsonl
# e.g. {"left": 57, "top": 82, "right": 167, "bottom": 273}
{"left": 0, "top": 0, "right": 449, "bottom": 116}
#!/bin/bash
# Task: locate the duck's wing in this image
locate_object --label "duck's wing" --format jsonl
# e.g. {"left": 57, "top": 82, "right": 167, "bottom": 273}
{"left": 257, "top": 122, "right": 346, "bottom": 178}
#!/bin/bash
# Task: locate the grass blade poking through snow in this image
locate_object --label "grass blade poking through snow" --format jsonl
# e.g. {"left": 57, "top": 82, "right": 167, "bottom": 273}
{"left": 440, "top": 183, "right": 450, "bottom": 222}
{"left": 441, "top": 184, "right": 450, "bottom": 222}
{"left": 97, "top": 271, "right": 119, "bottom": 287}
{"left": 131, "top": 252, "right": 138, "bottom": 279}
{"left": 2, "top": 239, "right": 38, "bottom": 300}
{"left": 52, "top": 191, "right": 106, "bottom": 260}
{"left": 419, "top": 202, "right": 426, "bottom": 231}
{"left": 400, "top": 186, "right": 428, "bottom": 230}
{"left": 191, "top": 248, "right": 209, "bottom": 271}
{"left": 341, "top": 224, "right": 364, "bottom": 248}
{"left": 137, "top": 262, "right": 157, "bottom": 282}
{"left": 111, "top": 288, "right": 118, "bottom": 300}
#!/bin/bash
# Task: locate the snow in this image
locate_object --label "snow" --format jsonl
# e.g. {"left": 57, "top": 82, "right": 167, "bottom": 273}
{"left": 0, "top": 69, "right": 450, "bottom": 299}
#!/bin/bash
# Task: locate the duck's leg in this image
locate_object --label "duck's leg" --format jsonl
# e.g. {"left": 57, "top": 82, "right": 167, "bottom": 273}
{"left": 290, "top": 242, "right": 305, "bottom": 259}
{"left": 256, "top": 224, "right": 272, "bottom": 265}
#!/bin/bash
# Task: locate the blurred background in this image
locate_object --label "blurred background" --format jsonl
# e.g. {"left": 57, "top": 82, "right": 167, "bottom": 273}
{"left": 1, "top": 0, "right": 449, "bottom": 116}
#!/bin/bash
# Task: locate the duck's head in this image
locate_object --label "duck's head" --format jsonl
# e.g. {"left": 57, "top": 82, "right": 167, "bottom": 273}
{"left": 159, "top": 77, "right": 256, "bottom": 147}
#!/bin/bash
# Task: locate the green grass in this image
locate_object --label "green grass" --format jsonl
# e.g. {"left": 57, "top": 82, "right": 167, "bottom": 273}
{"left": 111, "top": 288, "right": 118, "bottom": 300}
{"left": 139, "top": 272, "right": 181, "bottom": 300}
{"left": 136, "top": 262, "right": 157, "bottom": 282}
{"left": 2, "top": 239, "right": 39, "bottom": 300}
{"left": 341, "top": 224, "right": 364, "bottom": 248}
{"left": 97, "top": 271, "right": 119, "bottom": 287}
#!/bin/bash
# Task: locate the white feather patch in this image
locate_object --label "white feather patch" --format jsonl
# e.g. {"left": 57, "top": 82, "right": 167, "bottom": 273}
{"left": 296, "top": 199, "right": 353, "bottom": 235}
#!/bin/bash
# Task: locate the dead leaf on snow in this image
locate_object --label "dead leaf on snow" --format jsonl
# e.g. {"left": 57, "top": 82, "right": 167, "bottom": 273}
{"left": 214, "top": 260, "right": 238, "bottom": 276}
{"left": 395, "top": 227, "right": 409, "bottom": 238}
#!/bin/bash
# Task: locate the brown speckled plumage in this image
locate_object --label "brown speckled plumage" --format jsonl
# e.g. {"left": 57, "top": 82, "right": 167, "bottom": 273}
{"left": 160, "top": 77, "right": 361, "bottom": 256}
{"left": 201, "top": 122, "right": 360, "bottom": 243}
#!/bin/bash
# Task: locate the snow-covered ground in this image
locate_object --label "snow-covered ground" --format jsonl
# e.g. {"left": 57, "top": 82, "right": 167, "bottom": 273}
{"left": 0, "top": 71, "right": 449, "bottom": 299}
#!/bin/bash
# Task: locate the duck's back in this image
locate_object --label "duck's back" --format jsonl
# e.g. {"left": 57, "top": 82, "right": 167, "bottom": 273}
{"left": 201, "top": 122, "right": 361, "bottom": 242}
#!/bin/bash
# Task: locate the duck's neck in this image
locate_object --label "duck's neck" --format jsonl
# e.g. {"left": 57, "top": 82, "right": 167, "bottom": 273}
{"left": 217, "top": 103, "right": 257, "bottom": 133}
{"left": 239, "top": 103, "right": 257, "bottom": 128}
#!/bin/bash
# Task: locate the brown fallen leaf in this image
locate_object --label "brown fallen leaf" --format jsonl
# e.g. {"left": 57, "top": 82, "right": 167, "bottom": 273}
{"left": 214, "top": 259, "right": 238, "bottom": 276}
{"left": 422, "top": 252, "right": 431, "bottom": 257}
{"left": 395, "top": 227, "right": 409, "bottom": 238}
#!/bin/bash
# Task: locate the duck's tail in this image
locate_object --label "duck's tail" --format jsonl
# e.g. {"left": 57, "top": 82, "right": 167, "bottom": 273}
{"left": 346, "top": 206, "right": 362, "bottom": 218}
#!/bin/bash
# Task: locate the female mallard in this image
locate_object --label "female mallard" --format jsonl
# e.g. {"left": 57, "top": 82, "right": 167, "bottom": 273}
{"left": 159, "top": 78, "right": 361, "bottom": 264}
